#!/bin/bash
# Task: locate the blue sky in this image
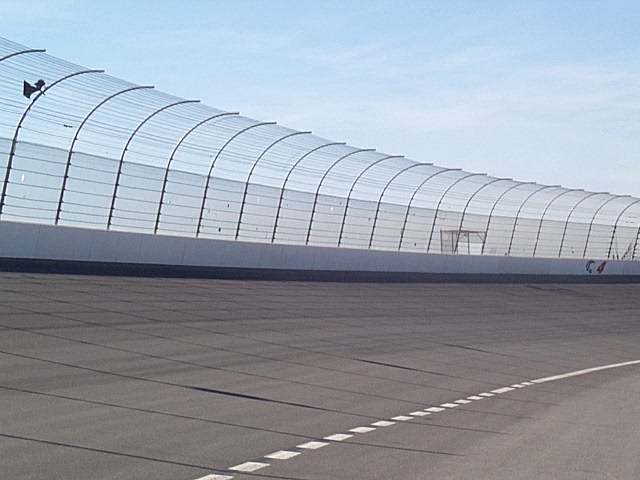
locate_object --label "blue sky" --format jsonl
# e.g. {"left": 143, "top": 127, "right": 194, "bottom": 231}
{"left": 3, "top": 0, "right": 639, "bottom": 196}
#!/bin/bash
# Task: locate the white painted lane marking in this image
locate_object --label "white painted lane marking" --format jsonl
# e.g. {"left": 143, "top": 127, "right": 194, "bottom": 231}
{"left": 193, "top": 359, "right": 640, "bottom": 480}
{"left": 425, "top": 407, "right": 445, "bottom": 412}
{"left": 410, "top": 410, "right": 431, "bottom": 416}
{"left": 229, "top": 462, "right": 269, "bottom": 472}
{"left": 532, "top": 359, "right": 640, "bottom": 384}
{"left": 491, "top": 387, "right": 515, "bottom": 394}
{"left": 372, "top": 420, "right": 396, "bottom": 427}
{"left": 349, "top": 426, "right": 376, "bottom": 433}
{"left": 265, "top": 450, "right": 301, "bottom": 460}
{"left": 324, "top": 433, "right": 353, "bottom": 441}
{"left": 297, "top": 441, "right": 330, "bottom": 450}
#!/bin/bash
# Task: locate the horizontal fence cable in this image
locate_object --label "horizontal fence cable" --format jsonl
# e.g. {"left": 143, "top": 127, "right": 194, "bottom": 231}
{"left": 106, "top": 99, "right": 200, "bottom": 229}
{"left": 155, "top": 111, "right": 240, "bottom": 233}
{"left": 337, "top": 154, "right": 404, "bottom": 247}
{"left": 608, "top": 199, "right": 640, "bottom": 259}
{"left": 236, "top": 130, "right": 312, "bottom": 240}
{"left": 196, "top": 121, "right": 276, "bottom": 237}
{"left": 583, "top": 195, "right": 629, "bottom": 258}
{"left": 305, "top": 148, "right": 376, "bottom": 245}
{"left": 1, "top": 68, "right": 104, "bottom": 217}
{"left": 532, "top": 188, "right": 583, "bottom": 257}
{"left": 271, "top": 142, "right": 346, "bottom": 243}
{"left": 399, "top": 168, "right": 461, "bottom": 251}
{"left": 557, "top": 191, "right": 607, "bottom": 258}
{"left": 455, "top": 177, "right": 511, "bottom": 254}
{"left": 57, "top": 84, "right": 154, "bottom": 224}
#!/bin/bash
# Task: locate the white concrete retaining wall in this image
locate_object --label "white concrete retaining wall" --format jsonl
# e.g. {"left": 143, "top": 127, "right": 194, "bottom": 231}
{"left": 2, "top": 220, "right": 639, "bottom": 277}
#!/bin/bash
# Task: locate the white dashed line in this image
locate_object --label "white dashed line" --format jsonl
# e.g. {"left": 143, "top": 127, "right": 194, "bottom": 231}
{"left": 192, "top": 358, "right": 640, "bottom": 480}
{"left": 491, "top": 387, "right": 515, "bottom": 394}
{"left": 410, "top": 410, "right": 431, "bottom": 416}
{"left": 372, "top": 420, "right": 396, "bottom": 427}
{"left": 297, "top": 441, "right": 330, "bottom": 450}
{"left": 265, "top": 450, "right": 301, "bottom": 460}
{"left": 229, "top": 462, "right": 269, "bottom": 472}
{"left": 324, "top": 433, "right": 353, "bottom": 441}
{"left": 349, "top": 426, "right": 376, "bottom": 433}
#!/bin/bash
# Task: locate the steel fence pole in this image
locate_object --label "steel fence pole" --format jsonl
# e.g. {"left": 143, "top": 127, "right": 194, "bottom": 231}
{"left": 196, "top": 121, "right": 276, "bottom": 237}
{"left": 426, "top": 173, "right": 486, "bottom": 253}
{"left": 337, "top": 155, "right": 403, "bottom": 247}
{"left": 235, "top": 130, "right": 312, "bottom": 240}
{"left": 107, "top": 99, "right": 200, "bottom": 229}
{"left": 1, "top": 68, "right": 104, "bottom": 217}
{"left": 367, "top": 162, "right": 433, "bottom": 249}
{"left": 57, "top": 84, "right": 154, "bottom": 225}
{"left": 305, "top": 149, "right": 375, "bottom": 245}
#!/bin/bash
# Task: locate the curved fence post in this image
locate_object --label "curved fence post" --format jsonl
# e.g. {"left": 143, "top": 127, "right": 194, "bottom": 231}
{"left": 0, "top": 48, "right": 45, "bottom": 63}
{"left": 454, "top": 177, "right": 509, "bottom": 254}
{"left": 56, "top": 84, "right": 155, "bottom": 225}
{"left": 155, "top": 111, "right": 239, "bottom": 233}
{"left": 582, "top": 195, "right": 628, "bottom": 258}
{"left": 607, "top": 199, "right": 640, "bottom": 259}
{"left": 0, "top": 68, "right": 104, "bottom": 218}
{"left": 426, "top": 172, "right": 486, "bottom": 253}
{"left": 271, "top": 142, "right": 346, "bottom": 243}
{"left": 399, "top": 168, "right": 460, "bottom": 251}
{"left": 107, "top": 99, "right": 200, "bottom": 230}
{"left": 368, "top": 162, "right": 433, "bottom": 249}
{"left": 506, "top": 185, "right": 560, "bottom": 256}
{"left": 196, "top": 121, "right": 276, "bottom": 237}
{"left": 305, "top": 148, "right": 375, "bottom": 245}
{"left": 337, "top": 155, "right": 403, "bottom": 247}
{"left": 479, "top": 182, "right": 534, "bottom": 255}
{"left": 532, "top": 189, "right": 582, "bottom": 257}
{"left": 557, "top": 192, "right": 606, "bottom": 258}
{"left": 235, "top": 130, "right": 312, "bottom": 240}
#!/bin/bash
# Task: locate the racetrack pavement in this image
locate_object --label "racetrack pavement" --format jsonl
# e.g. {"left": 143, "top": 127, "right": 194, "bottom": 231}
{"left": 1, "top": 273, "right": 639, "bottom": 479}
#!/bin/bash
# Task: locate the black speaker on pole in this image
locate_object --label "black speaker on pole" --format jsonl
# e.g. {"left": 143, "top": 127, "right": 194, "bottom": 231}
{"left": 23, "top": 79, "right": 45, "bottom": 99}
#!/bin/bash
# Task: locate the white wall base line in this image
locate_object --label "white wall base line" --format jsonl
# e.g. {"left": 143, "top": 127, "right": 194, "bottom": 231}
{"left": 532, "top": 359, "right": 640, "bottom": 384}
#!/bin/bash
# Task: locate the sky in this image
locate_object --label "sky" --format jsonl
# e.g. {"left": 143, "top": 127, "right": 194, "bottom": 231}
{"left": 2, "top": 0, "right": 639, "bottom": 197}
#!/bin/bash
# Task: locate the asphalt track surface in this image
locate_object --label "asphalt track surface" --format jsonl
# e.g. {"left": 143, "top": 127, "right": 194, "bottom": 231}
{"left": 2, "top": 273, "right": 640, "bottom": 480}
